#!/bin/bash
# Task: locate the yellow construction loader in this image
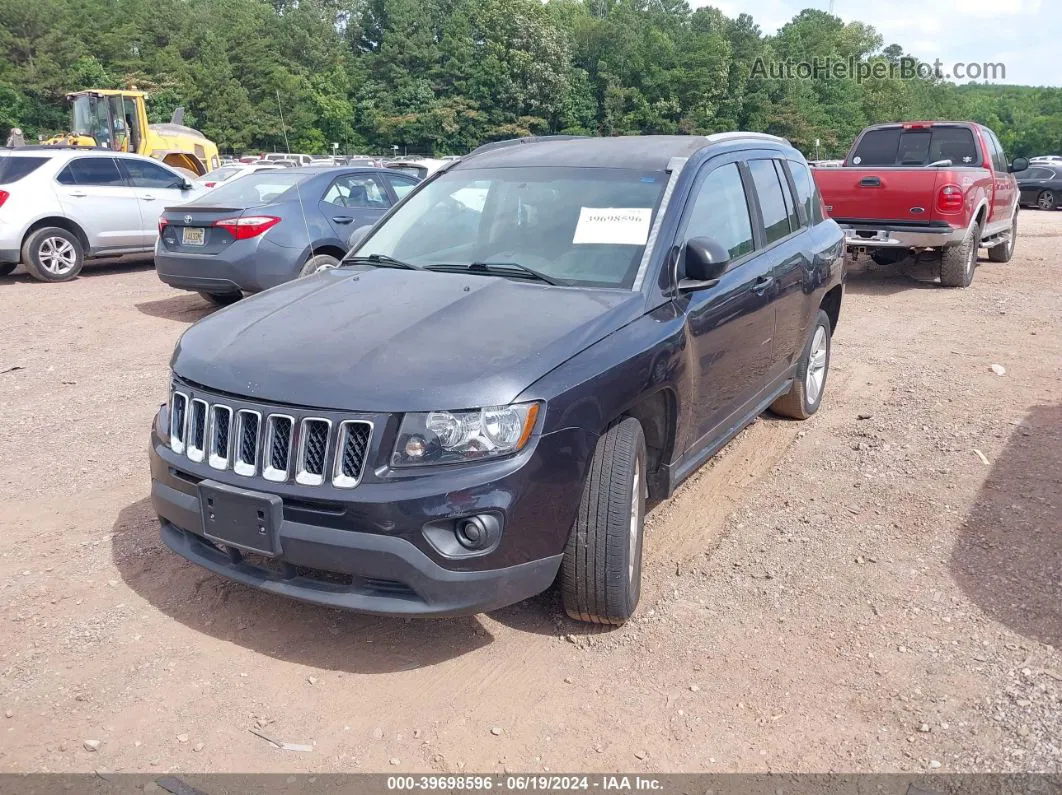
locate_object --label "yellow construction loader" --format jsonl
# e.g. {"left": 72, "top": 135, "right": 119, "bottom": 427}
{"left": 45, "top": 89, "right": 220, "bottom": 176}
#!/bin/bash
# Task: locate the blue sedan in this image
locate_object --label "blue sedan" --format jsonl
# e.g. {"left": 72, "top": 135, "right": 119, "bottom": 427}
{"left": 154, "top": 166, "right": 420, "bottom": 305}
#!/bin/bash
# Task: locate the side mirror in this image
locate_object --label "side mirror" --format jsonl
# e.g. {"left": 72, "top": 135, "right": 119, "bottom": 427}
{"left": 347, "top": 224, "right": 373, "bottom": 250}
{"left": 1009, "top": 157, "right": 1029, "bottom": 173}
{"left": 679, "top": 236, "right": 730, "bottom": 291}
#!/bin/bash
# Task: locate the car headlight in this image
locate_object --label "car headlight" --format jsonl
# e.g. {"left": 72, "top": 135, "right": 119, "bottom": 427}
{"left": 392, "top": 402, "right": 541, "bottom": 467}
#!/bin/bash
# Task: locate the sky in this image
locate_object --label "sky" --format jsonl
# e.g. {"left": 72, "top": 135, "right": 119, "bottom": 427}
{"left": 694, "top": 0, "right": 1061, "bottom": 87}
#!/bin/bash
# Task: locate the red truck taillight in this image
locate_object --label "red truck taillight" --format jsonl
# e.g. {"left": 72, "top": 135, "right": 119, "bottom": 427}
{"left": 936, "top": 184, "right": 964, "bottom": 214}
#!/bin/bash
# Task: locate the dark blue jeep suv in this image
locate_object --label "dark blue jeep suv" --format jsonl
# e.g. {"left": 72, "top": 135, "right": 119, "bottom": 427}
{"left": 149, "top": 134, "right": 845, "bottom": 625}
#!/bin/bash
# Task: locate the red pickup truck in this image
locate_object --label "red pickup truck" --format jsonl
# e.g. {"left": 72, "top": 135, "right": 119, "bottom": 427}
{"left": 813, "top": 121, "right": 1029, "bottom": 287}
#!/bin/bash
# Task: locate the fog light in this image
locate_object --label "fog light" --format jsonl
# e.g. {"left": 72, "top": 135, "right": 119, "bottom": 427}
{"left": 455, "top": 514, "right": 501, "bottom": 551}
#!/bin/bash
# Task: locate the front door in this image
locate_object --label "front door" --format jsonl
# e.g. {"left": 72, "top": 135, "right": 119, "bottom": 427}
{"left": 675, "top": 158, "right": 777, "bottom": 450}
{"left": 54, "top": 156, "right": 143, "bottom": 252}
{"left": 117, "top": 157, "right": 198, "bottom": 246}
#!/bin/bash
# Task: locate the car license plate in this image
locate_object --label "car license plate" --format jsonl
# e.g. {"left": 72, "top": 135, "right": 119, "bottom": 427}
{"left": 182, "top": 227, "right": 206, "bottom": 246}
{"left": 199, "top": 480, "right": 282, "bottom": 556}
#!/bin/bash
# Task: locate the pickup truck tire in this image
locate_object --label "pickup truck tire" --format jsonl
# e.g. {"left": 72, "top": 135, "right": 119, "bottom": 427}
{"left": 1037, "top": 191, "right": 1056, "bottom": 211}
{"left": 198, "top": 291, "right": 242, "bottom": 307}
{"left": 0, "top": 263, "right": 16, "bottom": 277}
{"left": 939, "top": 222, "right": 979, "bottom": 288}
{"left": 561, "top": 417, "right": 646, "bottom": 626}
{"left": 21, "top": 227, "right": 85, "bottom": 283}
{"left": 771, "top": 309, "right": 832, "bottom": 420}
{"left": 299, "top": 254, "right": 340, "bottom": 278}
{"left": 987, "top": 214, "right": 1017, "bottom": 263}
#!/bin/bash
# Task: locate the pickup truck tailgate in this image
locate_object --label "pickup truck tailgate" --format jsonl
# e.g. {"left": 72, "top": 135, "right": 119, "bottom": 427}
{"left": 813, "top": 168, "right": 947, "bottom": 224}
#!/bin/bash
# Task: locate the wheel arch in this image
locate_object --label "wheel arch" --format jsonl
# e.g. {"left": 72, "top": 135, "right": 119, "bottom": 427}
{"left": 820, "top": 284, "right": 843, "bottom": 333}
{"left": 23, "top": 217, "right": 90, "bottom": 254}
{"left": 619, "top": 387, "right": 677, "bottom": 501}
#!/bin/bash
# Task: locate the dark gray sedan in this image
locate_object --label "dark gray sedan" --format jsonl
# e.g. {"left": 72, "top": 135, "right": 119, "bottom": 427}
{"left": 155, "top": 167, "right": 420, "bottom": 305}
{"left": 1017, "top": 164, "right": 1062, "bottom": 210}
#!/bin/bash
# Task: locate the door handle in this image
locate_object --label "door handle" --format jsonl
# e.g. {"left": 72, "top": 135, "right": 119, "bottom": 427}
{"left": 332, "top": 216, "right": 354, "bottom": 224}
{"left": 68, "top": 191, "right": 87, "bottom": 198}
{"left": 753, "top": 275, "right": 774, "bottom": 293}
{"left": 141, "top": 194, "right": 157, "bottom": 201}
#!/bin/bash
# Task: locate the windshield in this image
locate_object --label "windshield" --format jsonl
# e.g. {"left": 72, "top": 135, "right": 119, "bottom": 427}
{"left": 197, "top": 171, "right": 307, "bottom": 206}
{"left": 354, "top": 166, "right": 667, "bottom": 289}
{"left": 70, "top": 95, "right": 112, "bottom": 147}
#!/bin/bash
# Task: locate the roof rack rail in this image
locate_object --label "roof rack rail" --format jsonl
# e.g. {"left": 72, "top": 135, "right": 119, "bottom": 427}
{"left": 704, "top": 131, "right": 792, "bottom": 147}
{"left": 465, "top": 135, "right": 590, "bottom": 159}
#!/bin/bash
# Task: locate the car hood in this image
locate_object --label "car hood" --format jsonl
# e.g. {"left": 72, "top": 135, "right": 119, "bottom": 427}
{"left": 171, "top": 268, "right": 645, "bottom": 412}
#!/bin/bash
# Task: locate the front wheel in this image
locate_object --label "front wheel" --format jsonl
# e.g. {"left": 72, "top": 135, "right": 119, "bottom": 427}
{"left": 771, "top": 309, "right": 832, "bottom": 420}
{"left": 561, "top": 418, "right": 646, "bottom": 626}
{"left": 21, "top": 227, "right": 84, "bottom": 283}
{"left": 987, "top": 214, "right": 1017, "bottom": 263}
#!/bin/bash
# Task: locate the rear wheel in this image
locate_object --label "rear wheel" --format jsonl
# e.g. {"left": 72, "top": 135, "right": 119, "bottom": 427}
{"left": 561, "top": 418, "right": 646, "bottom": 626}
{"left": 771, "top": 309, "right": 832, "bottom": 420}
{"left": 939, "top": 222, "right": 979, "bottom": 288}
{"left": 21, "top": 227, "right": 84, "bottom": 283}
{"left": 987, "top": 213, "right": 1017, "bottom": 263}
{"left": 1038, "top": 190, "right": 1056, "bottom": 211}
{"left": 299, "top": 254, "right": 340, "bottom": 278}
{"left": 198, "top": 291, "right": 242, "bottom": 306}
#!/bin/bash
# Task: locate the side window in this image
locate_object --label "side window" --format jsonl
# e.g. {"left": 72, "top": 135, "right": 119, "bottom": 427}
{"left": 55, "top": 157, "right": 125, "bottom": 187}
{"left": 683, "top": 162, "right": 755, "bottom": 262}
{"left": 120, "top": 158, "right": 183, "bottom": 189}
{"left": 748, "top": 159, "right": 793, "bottom": 245}
{"left": 988, "top": 131, "right": 1007, "bottom": 172}
{"left": 788, "top": 160, "right": 824, "bottom": 225}
{"left": 385, "top": 174, "right": 419, "bottom": 200}
{"left": 774, "top": 160, "right": 802, "bottom": 230}
{"left": 323, "top": 174, "right": 390, "bottom": 208}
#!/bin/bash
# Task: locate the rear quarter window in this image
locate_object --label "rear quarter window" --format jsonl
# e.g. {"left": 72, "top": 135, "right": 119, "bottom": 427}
{"left": 0, "top": 156, "right": 51, "bottom": 184}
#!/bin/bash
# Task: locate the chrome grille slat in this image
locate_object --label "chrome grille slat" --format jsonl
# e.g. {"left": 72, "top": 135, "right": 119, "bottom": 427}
{"left": 168, "top": 388, "right": 372, "bottom": 489}
{"left": 296, "top": 418, "right": 331, "bottom": 486}
{"left": 333, "top": 421, "right": 372, "bottom": 488}
{"left": 233, "top": 410, "right": 261, "bottom": 476}
{"left": 187, "top": 399, "right": 208, "bottom": 463}
{"left": 208, "top": 405, "right": 232, "bottom": 470}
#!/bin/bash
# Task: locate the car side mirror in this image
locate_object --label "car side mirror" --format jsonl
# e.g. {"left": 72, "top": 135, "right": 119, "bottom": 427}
{"left": 1009, "top": 157, "right": 1029, "bottom": 173}
{"left": 679, "top": 236, "right": 730, "bottom": 292}
{"left": 347, "top": 224, "right": 373, "bottom": 250}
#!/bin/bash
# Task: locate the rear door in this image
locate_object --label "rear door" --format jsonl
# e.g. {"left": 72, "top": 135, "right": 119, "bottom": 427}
{"left": 54, "top": 156, "right": 143, "bottom": 252}
{"left": 983, "top": 128, "right": 1015, "bottom": 230}
{"left": 319, "top": 172, "right": 392, "bottom": 237}
{"left": 117, "top": 158, "right": 199, "bottom": 246}
{"left": 676, "top": 156, "right": 777, "bottom": 448}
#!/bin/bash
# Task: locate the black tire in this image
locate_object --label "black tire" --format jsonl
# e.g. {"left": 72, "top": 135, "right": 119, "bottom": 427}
{"left": 298, "top": 253, "right": 340, "bottom": 278}
{"left": 987, "top": 213, "right": 1017, "bottom": 263}
{"left": 939, "top": 222, "right": 979, "bottom": 288}
{"left": 770, "top": 309, "right": 832, "bottom": 420}
{"left": 870, "top": 249, "right": 909, "bottom": 267}
{"left": 1038, "top": 190, "right": 1056, "bottom": 211}
{"left": 561, "top": 418, "right": 646, "bottom": 626}
{"left": 198, "top": 291, "right": 242, "bottom": 306}
{"left": 21, "top": 227, "right": 84, "bottom": 283}
{"left": 0, "top": 263, "right": 16, "bottom": 277}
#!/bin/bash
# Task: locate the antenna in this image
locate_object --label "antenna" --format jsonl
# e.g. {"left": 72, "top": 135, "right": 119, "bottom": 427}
{"left": 828, "top": 0, "right": 835, "bottom": 13}
{"left": 276, "top": 89, "right": 317, "bottom": 265}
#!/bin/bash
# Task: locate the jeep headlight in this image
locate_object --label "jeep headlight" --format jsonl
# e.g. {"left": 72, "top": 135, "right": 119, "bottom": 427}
{"left": 392, "top": 402, "right": 541, "bottom": 467}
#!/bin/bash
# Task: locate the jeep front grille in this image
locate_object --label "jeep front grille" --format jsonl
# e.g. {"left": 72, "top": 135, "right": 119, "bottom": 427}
{"left": 168, "top": 388, "right": 372, "bottom": 489}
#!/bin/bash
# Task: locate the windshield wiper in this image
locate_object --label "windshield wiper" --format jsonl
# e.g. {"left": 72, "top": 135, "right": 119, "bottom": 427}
{"left": 426, "top": 261, "right": 564, "bottom": 286}
{"left": 341, "top": 253, "right": 423, "bottom": 271}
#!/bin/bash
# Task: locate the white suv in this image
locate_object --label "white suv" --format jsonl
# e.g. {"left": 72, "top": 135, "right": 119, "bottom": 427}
{"left": 0, "top": 147, "right": 203, "bottom": 282}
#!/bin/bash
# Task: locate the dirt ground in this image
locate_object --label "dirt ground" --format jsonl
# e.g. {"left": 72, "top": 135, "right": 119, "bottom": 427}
{"left": 0, "top": 211, "right": 1059, "bottom": 775}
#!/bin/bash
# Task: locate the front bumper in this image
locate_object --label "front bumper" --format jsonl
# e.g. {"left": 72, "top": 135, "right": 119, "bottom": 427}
{"left": 149, "top": 406, "right": 591, "bottom": 616}
{"left": 841, "top": 223, "right": 966, "bottom": 249}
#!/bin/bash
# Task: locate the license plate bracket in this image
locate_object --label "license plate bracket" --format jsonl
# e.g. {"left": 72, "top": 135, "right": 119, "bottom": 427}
{"left": 199, "top": 480, "right": 282, "bottom": 557}
{"left": 182, "top": 227, "right": 206, "bottom": 246}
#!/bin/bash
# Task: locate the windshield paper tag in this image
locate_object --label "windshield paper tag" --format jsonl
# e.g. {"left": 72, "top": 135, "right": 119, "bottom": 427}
{"left": 573, "top": 207, "right": 653, "bottom": 245}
